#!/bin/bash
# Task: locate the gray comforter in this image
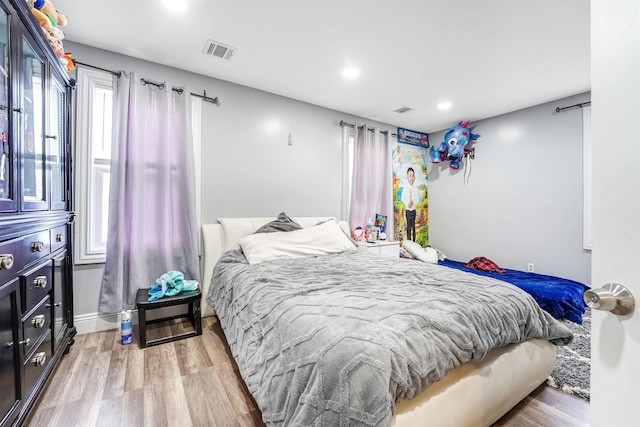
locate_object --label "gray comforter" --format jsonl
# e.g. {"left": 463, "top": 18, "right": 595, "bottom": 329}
{"left": 207, "top": 249, "right": 572, "bottom": 426}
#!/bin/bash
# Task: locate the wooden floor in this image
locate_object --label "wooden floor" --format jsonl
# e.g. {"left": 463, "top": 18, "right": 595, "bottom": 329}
{"left": 26, "top": 316, "right": 589, "bottom": 427}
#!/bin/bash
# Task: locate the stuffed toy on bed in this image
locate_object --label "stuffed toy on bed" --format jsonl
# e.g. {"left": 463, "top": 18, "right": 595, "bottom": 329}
{"left": 402, "top": 240, "right": 446, "bottom": 263}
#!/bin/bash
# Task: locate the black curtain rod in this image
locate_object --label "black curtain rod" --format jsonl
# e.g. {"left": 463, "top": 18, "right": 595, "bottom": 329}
{"left": 73, "top": 60, "right": 220, "bottom": 106}
{"left": 339, "top": 120, "right": 397, "bottom": 138}
{"left": 555, "top": 101, "right": 591, "bottom": 113}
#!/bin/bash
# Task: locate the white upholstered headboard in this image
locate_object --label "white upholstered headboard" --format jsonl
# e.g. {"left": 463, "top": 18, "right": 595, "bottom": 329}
{"left": 200, "top": 217, "right": 350, "bottom": 317}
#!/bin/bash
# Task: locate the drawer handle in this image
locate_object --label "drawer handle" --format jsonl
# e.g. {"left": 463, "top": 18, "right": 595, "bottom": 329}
{"left": 0, "top": 254, "right": 14, "bottom": 270}
{"left": 31, "top": 241, "right": 44, "bottom": 252}
{"left": 45, "top": 302, "right": 61, "bottom": 308}
{"left": 19, "top": 338, "right": 31, "bottom": 348}
{"left": 56, "top": 233, "right": 64, "bottom": 242}
{"left": 32, "top": 315, "right": 45, "bottom": 328}
{"left": 33, "top": 276, "right": 47, "bottom": 288}
{"left": 31, "top": 352, "right": 46, "bottom": 367}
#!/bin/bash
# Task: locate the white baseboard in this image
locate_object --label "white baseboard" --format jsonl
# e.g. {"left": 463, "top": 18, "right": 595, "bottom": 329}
{"left": 73, "top": 311, "right": 138, "bottom": 335}
{"left": 73, "top": 305, "right": 209, "bottom": 336}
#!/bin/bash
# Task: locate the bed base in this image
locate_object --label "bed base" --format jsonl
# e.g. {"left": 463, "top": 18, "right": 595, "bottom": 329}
{"left": 392, "top": 338, "right": 554, "bottom": 426}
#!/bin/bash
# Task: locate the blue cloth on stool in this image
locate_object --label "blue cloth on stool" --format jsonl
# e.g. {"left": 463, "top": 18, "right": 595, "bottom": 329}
{"left": 148, "top": 270, "right": 199, "bottom": 301}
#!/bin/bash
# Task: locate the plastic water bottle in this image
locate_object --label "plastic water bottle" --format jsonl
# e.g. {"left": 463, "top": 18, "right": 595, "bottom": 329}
{"left": 366, "top": 218, "right": 376, "bottom": 242}
{"left": 121, "top": 309, "right": 132, "bottom": 345}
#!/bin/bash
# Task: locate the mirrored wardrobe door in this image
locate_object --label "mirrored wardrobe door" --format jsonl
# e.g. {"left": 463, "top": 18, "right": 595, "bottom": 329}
{"left": 21, "top": 36, "right": 46, "bottom": 211}
{"left": 0, "top": 5, "right": 15, "bottom": 212}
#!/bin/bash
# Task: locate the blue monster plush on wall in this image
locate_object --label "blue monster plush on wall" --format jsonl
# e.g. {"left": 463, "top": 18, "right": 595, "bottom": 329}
{"left": 429, "top": 121, "right": 480, "bottom": 169}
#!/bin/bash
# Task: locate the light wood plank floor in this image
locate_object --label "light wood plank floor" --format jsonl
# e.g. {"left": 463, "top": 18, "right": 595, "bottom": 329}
{"left": 26, "top": 317, "right": 589, "bottom": 427}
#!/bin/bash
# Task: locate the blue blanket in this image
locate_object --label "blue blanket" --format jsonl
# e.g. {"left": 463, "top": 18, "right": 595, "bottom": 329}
{"left": 439, "top": 259, "right": 590, "bottom": 324}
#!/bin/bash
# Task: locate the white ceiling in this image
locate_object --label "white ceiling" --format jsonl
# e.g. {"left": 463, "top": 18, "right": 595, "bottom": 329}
{"left": 52, "top": 0, "right": 590, "bottom": 133}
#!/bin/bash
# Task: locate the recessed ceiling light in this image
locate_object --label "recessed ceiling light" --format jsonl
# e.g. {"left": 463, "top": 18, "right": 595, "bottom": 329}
{"left": 162, "top": 0, "right": 187, "bottom": 12}
{"left": 437, "top": 101, "right": 452, "bottom": 110}
{"left": 342, "top": 67, "right": 360, "bottom": 79}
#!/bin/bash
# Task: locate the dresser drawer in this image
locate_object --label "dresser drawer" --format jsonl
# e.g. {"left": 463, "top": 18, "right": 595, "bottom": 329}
{"left": 0, "top": 237, "right": 24, "bottom": 284}
{"left": 50, "top": 225, "right": 67, "bottom": 253}
{"left": 21, "top": 262, "right": 52, "bottom": 313}
{"left": 23, "top": 335, "right": 52, "bottom": 396}
{"left": 22, "top": 297, "right": 51, "bottom": 356}
{"left": 23, "top": 230, "right": 51, "bottom": 266}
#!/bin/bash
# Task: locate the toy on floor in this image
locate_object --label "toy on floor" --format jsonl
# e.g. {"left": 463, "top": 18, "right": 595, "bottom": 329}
{"left": 429, "top": 121, "right": 480, "bottom": 169}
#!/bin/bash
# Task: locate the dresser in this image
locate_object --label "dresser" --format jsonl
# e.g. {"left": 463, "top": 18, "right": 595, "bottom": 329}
{"left": 0, "top": 1, "right": 75, "bottom": 426}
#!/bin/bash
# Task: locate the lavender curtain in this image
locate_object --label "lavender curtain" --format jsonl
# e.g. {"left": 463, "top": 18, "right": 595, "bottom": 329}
{"left": 99, "top": 72, "right": 200, "bottom": 313}
{"left": 348, "top": 125, "right": 391, "bottom": 232}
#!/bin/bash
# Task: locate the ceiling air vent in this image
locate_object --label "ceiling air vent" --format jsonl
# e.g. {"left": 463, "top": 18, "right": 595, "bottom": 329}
{"left": 394, "top": 106, "right": 413, "bottom": 114}
{"left": 202, "top": 40, "right": 236, "bottom": 60}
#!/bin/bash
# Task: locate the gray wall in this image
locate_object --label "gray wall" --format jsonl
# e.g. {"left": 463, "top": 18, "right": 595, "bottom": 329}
{"left": 65, "top": 41, "right": 396, "bottom": 317}
{"left": 66, "top": 41, "right": 591, "bottom": 322}
{"left": 199, "top": 73, "right": 356, "bottom": 222}
{"left": 428, "top": 92, "right": 591, "bottom": 285}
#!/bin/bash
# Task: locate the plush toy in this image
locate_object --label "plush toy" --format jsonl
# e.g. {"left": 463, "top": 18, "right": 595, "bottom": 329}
{"left": 40, "top": 0, "right": 68, "bottom": 30}
{"left": 402, "top": 240, "right": 447, "bottom": 264}
{"left": 429, "top": 121, "right": 480, "bottom": 170}
{"left": 48, "top": 35, "right": 64, "bottom": 58}
{"left": 61, "top": 52, "right": 75, "bottom": 72}
{"left": 27, "top": 0, "right": 70, "bottom": 62}
{"left": 28, "top": 4, "right": 50, "bottom": 30}
{"left": 34, "top": 0, "right": 67, "bottom": 41}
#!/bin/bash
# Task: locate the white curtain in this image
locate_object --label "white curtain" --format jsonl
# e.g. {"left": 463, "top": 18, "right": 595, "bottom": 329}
{"left": 99, "top": 72, "right": 200, "bottom": 313}
{"left": 191, "top": 96, "right": 203, "bottom": 254}
{"left": 348, "top": 125, "right": 391, "bottom": 231}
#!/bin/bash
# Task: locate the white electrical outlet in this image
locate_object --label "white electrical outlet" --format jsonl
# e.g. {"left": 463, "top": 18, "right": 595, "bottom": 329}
{"left": 527, "top": 263, "right": 535, "bottom": 273}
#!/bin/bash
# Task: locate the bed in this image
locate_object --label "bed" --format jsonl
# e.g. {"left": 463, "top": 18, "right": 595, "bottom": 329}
{"left": 438, "top": 259, "right": 590, "bottom": 324}
{"left": 201, "top": 216, "right": 573, "bottom": 427}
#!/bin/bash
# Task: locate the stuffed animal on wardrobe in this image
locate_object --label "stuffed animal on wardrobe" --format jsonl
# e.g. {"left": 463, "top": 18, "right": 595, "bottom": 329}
{"left": 39, "top": 0, "right": 68, "bottom": 40}
{"left": 27, "top": 0, "right": 70, "bottom": 61}
{"left": 429, "top": 121, "right": 480, "bottom": 169}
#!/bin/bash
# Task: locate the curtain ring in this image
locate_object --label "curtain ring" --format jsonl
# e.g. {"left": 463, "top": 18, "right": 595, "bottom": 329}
{"left": 141, "top": 78, "right": 165, "bottom": 90}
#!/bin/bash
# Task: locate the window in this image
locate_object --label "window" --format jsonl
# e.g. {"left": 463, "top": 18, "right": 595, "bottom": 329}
{"left": 74, "top": 68, "right": 204, "bottom": 264}
{"left": 74, "top": 68, "right": 113, "bottom": 264}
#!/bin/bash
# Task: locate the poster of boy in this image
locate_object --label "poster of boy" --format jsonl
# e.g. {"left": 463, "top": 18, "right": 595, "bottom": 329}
{"left": 392, "top": 143, "right": 429, "bottom": 246}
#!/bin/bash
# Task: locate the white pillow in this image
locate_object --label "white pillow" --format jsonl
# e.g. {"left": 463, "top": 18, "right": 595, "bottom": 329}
{"left": 218, "top": 216, "right": 347, "bottom": 253}
{"left": 237, "top": 219, "right": 357, "bottom": 264}
{"left": 218, "top": 217, "right": 275, "bottom": 252}
{"left": 402, "top": 240, "right": 439, "bottom": 264}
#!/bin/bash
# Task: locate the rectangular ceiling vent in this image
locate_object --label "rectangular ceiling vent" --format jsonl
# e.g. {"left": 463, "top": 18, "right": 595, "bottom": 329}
{"left": 202, "top": 40, "right": 236, "bottom": 60}
{"left": 394, "top": 106, "right": 413, "bottom": 114}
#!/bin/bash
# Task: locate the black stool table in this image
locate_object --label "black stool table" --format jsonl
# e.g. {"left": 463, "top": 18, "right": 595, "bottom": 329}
{"left": 135, "top": 287, "right": 202, "bottom": 348}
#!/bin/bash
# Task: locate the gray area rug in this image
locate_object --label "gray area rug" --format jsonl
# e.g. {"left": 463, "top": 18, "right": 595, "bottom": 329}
{"left": 546, "top": 311, "right": 591, "bottom": 400}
